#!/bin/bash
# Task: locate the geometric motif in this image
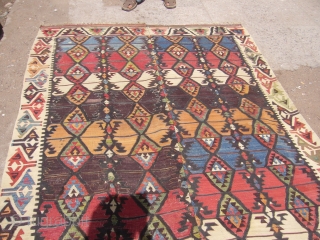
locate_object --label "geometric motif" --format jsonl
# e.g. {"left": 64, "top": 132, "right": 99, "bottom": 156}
{"left": 1, "top": 170, "right": 35, "bottom": 215}
{"left": 173, "top": 62, "right": 194, "bottom": 78}
{"left": 65, "top": 64, "right": 90, "bottom": 84}
{"left": 287, "top": 187, "right": 318, "bottom": 231}
{"left": 227, "top": 76, "right": 250, "bottom": 95}
{"left": 186, "top": 98, "right": 209, "bottom": 121}
{"left": 16, "top": 111, "right": 42, "bottom": 137}
{"left": 253, "top": 120, "right": 276, "bottom": 149}
{"left": 196, "top": 123, "right": 220, "bottom": 153}
{"left": 143, "top": 216, "right": 174, "bottom": 239}
{"left": 61, "top": 225, "right": 86, "bottom": 240}
{"left": 127, "top": 104, "right": 151, "bottom": 134}
{"left": 25, "top": 70, "right": 48, "bottom": 88}
{"left": 120, "top": 62, "right": 142, "bottom": 81}
{"left": 131, "top": 136, "right": 160, "bottom": 170}
{"left": 239, "top": 98, "right": 261, "bottom": 119}
{"left": 135, "top": 172, "right": 166, "bottom": 214}
{"left": 205, "top": 156, "right": 233, "bottom": 192}
{"left": 123, "top": 82, "right": 145, "bottom": 102}
{"left": 267, "top": 151, "right": 294, "bottom": 185}
{"left": 58, "top": 175, "right": 90, "bottom": 222}
{"left": 118, "top": 44, "right": 138, "bottom": 60}
{"left": 212, "top": 44, "right": 229, "bottom": 60}
{"left": 66, "top": 85, "right": 91, "bottom": 105}
{"left": 67, "top": 45, "right": 89, "bottom": 63}
{"left": 59, "top": 138, "right": 90, "bottom": 172}
{"left": 27, "top": 57, "right": 46, "bottom": 77}
{"left": 218, "top": 194, "right": 250, "bottom": 239}
{"left": 21, "top": 93, "right": 45, "bottom": 120}
{"left": 6, "top": 148, "right": 37, "bottom": 186}
{"left": 167, "top": 44, "right": 188, "bottom": 60}
{"left": 63, "top": 107, "right": 90, "bottom": 136}
{"left": 179, "top": 78, "right": 200, "bottom": 96}
{"left": 3, "top": 25, "right": 320, "bottom": 240}
{"left": 70, "top": 35, "right": 90, "bottom": 45}
{"left": 12, "top": 129, "right": 39, "bottom": 159}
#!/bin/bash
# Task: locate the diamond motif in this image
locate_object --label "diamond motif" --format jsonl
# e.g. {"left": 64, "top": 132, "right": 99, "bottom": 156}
{"left": 212, "top": 44, "right": 229, "bottom": 59}
{"left": 118, "top": 44, "right": 139, "bottom": 60}
{"left": 127, "top": 104, "right": 151, "bottom": 133}
{"left": 287, "top": 187, "right": 317, "bottom": 231}
{"left": 58, "top": 176, "right": 90, "bottom": 222}
{"left": 63, "top": 107, "right": 90, "bottom": 136}
{"left": 135, "top": 172, "right": 166, "bottom": 214}
{"left": 205, "top": 156, "right": 233, "bottom": 192}
{"left": 254, "top": 120, "right": 276, "bottom": 149}
{"left": 106, "top": 149, "right": 114, "bottom": 158}
{"left": 120, "top": 61, "right": 142, "bottom": 81}
{"left": 66, "top": 85, "right": 91, "bottom": 105}
{"left": 167, "top": 44, "right": 188, "bottom": 60}
{"left": 65, "top": 64, "right": 90, "bottom": 84}
{"left": 227, "top": 77, "right": 250, "bottom": 95}
{"left": 173, "top": 62, "right": 194, "bottom": 77}
{"left": 67, "top": 45, "right": 89, "bottom": 63}
{"left": 131, "top": 136, "right": 160, "bottom": 170}
{"left": 179, "top": 78, "right": 200, "bottom": 97}
{"left": 218, "top": 194, "right": 250, "bottom": 239}
{"left": 186, "top": 98, "right": 209, "bottom": 121}
{"left": 239, "top": 98, "right": 261, "bottom": 119}
{"left": 60, "top": 139, "right": 90, "bottom": 172}
{"left": 219, "top": 60, "right": 238, "bottom": 76}
{"left": 123, "top": 82, "right": 145, "bottom": 102}
{"left": 196, "top": 123, "right": 220, "bottom": 153}
{"left": 267, "top": 151, "right": 293, "bottom": 185}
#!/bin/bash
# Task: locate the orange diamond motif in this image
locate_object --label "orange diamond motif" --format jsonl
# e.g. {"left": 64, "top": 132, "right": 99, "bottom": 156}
{"left": 179, "top": 78, "right": 200, "bottom": 97}
{"left": 186, "top": 98, "right": 209, "bottom": 121}
{"left": 66, "top": 64, "right": 90, "bottom": 83}
{"left": 66, "top": 85, "right": 91, "bottom": 105}
{"left": 123, "top": 82, "right": 145, "bottom": 102}
{"left": 120, "top": 61, "right": 142, "bottom": 81}
{"left": 167, "top": 44, "right": 188, "bottom": 60}
{"left": 119, "top": 44, "right": 139, "bottom": 60}
{"left": 212, "top": 44, "right": 229, "bottom": 59}
{"left": 67, "top": 45, "right": 89, "bottom": 63}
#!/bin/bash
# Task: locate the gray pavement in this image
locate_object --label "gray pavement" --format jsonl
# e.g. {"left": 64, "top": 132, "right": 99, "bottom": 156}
{"left": 0, "top": 0, "right": 319, "bottom": 186}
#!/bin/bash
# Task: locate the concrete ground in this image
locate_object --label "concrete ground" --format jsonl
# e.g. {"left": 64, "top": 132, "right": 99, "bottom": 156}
{"left": 0, "top": 0, "right": 319, "bottom": 185}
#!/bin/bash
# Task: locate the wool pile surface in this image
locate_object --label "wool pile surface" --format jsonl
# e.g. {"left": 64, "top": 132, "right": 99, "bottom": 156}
{"left": 1, "top": 24, "right": 320, "bottom": 239}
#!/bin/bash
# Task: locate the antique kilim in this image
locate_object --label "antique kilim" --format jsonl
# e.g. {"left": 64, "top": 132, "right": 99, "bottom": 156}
{"left": 1, "top": 24, "right": 320, "bottom": 240}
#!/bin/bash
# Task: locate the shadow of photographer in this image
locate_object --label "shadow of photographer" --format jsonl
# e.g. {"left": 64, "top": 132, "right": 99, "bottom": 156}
{"left": 85, "top": 193, "right": 152, "bottom": 239}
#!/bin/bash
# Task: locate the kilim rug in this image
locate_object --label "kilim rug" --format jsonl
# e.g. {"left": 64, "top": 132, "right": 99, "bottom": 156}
{"left": 1, "top": 24, "right": 320, "bottom": 240}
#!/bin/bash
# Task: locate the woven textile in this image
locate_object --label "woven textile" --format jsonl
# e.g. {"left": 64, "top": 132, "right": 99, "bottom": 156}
{"left": 1, "top": 25, "right": 320, "bottom": 239}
